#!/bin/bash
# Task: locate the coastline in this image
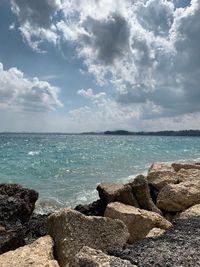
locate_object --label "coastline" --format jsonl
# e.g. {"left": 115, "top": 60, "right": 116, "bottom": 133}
{"left": 1, "top": 160, "right": 200, "bottom": 266}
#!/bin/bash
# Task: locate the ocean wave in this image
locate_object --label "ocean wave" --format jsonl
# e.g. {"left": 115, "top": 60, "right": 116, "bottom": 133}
{"left": 28, "top": 151, "right": 40, "bottom": 156}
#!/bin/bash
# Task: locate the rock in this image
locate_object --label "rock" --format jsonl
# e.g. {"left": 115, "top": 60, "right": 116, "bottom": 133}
{"left": 147, "top": 163, "right": 178, "bottom": 190}
{"left": 177, "top": 168, "right": 200, "bottom": 182}
{"left": 148, "top": 184, "right": 159, "bottom": 204}
{"left": 108, "top": 217, "right": 200, "bottom": 267}
{"left": 164, "top": 212, "right": 177, "bottom": 222}
{"left": 0, "top": 184, "right": 38, "bottom": 228}
{"left": 176, "top": 204, "right": 200, "bottom": 219}
{"left": 148, "top": 162, "right": 174, "bottom": 173}
{"left": 157, "top": 181, "right": 200, "bottom": 212}
{"left": 47, "top": 208, "right": 129, "bottom": 267}
{"left": 74, "top": 198, "right": 107, "bottom": 216}
{"left": 129, "top": 175, "right": 162, "bottom": 214}
{"left": 0, "top": 229, "right": 25, "bottom": 255}
{"left": 146, "top": 228, "right": 165, "bottom": 238}
{"left": 75, "top": 246, "right": 135, "bottom": 267}
{"left": 104, "top": 202, "right": 171, "bottom": 244}
{"left": 23, "top": 213, "right": 48, "bottom": 244}
{"left": 0, "top": 235, "right": 59, "bottom": 267}
{"left": 97, "top": 183, "right": 139, "bottom": 207}
{"left": 172, "top": 163, "right": 200, "bottom": 172}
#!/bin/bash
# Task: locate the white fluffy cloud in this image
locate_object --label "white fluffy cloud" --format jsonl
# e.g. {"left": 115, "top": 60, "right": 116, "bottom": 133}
{"left": 0, "top": 62, "right": 63, "bottom": 112}
{"left": 10, "top": 0, "right": 200, "bottom": 130}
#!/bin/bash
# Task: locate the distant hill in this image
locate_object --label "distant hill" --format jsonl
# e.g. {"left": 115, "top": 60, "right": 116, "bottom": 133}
{"left": 82, "top": 130, "right": 200, "bottom": 136}
{"left": 104, "top": 130, "right": 200, "bottom": 136}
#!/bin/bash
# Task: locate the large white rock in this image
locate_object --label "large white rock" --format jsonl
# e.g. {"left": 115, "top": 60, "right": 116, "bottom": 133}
{"left": 104, "top": 202, "right": 171, "bottom": 243}
{"left": 147, "top": 162, "right": 179, "bottom": 190}
{"left": 75, "top": 246, "right": 135, "bottom": 267}
{"left": 48, "top": 208, "right": 129, "bottom": 267}
{"left": 0, "top": 236, "right": 59, "bottom": 267}
{"left": 157, "top": 181, "right": 200, "bottom": 212}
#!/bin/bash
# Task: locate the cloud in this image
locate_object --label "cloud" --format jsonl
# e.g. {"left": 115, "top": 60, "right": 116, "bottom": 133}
{"left": 9, "top": 0, "right": 200, "bottom": 130}
{"left": 10, "top": 0, "right": 62, "bottom": 51}
{"left": 0, "top": 62, "right": 63, "bottom": 112}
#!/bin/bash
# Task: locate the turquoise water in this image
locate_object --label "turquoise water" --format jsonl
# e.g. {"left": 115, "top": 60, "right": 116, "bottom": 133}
{"left": 0, "top": 133, "right": 200, "bottom": 212}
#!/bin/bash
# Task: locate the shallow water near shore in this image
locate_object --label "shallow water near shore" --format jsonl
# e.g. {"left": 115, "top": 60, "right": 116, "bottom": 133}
{"left": 0, "top": 133, "right": 200, "bottom": 213}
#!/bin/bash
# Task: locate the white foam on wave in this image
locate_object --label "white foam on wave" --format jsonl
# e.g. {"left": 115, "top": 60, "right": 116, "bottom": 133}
{"left": 28, "top": 151, "right": 40, "bottom": 156}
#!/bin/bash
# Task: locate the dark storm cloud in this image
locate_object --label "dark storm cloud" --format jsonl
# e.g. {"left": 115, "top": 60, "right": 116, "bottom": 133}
{"left": 81, "top": 13, "right": 130, "bottom": 65}
{"left": 11, "top": 0, "right": 61, "bottom": 28}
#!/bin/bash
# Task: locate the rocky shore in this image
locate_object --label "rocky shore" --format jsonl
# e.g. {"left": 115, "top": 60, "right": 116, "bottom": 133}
{"left": 1, "top": 161, "right": 200, "bottom": 266}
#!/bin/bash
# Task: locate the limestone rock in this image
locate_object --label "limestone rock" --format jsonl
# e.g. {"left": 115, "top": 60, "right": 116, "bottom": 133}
{"left": 176, "top": 204, "right": 200, "bottom": 219}
{"left": 172, "top": 163, "right": 200, "bottom": 172}
{"left": 148, "top": 162, "right": 174, "bottom": 173}
{"left": 48, "top": 208, "right": 129, "bottom": 267}
{"left": 157, "top": 181, "right": 200, "bottom": 212}
{"left": 177, "top": 168, "right": 200, "bottom": 183}
{"left": 75, "top": 246, "right": 135, "bottom": 267}
{"left": 104, "top": 202, "right": 171, "bottom": 244}
{"left": 0, "top": 235, "right": 59, "bottom": 267}
{"left": 97, "top": 183, "right": 138, "bottom": 206}
{"left": 129, "top": 175, "right": 162, "bottom": 214}
{"left": 147, "top": 162, "right": 178, "bottom": 190}
{"left": 146, "top": 228, "right": 165, "bottom": 238}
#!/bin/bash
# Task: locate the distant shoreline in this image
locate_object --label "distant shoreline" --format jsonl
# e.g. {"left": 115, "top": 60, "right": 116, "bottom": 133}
{"left": 1, "top": 130, "right": 200, "bottom": 137}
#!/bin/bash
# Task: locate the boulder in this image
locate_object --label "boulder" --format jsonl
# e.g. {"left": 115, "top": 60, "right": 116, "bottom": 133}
{"left": 157, "top": 181, "right": 200, "bottom": 212}
{"left": 148, "top": 162, "right": 174, "bottom": 173}
{"left": 0, "top": 228, "right": 25, "bottom": 255}
{"left": 177, "top": 168, "right": 200, "bottom": 183}
{"left": 172, "top": 163, "right": 200, "bottom": 172}
{"left": 129, "top": 175, "right": 162, "bottom": 214}
{"left": 47, "top": 208, "right": 129, "bottom": 267}
{"left": 176, "top": 204, "right": 200, "bottom": 220}
{"left": 147, "top": 163, "right": 178, "bottom": 190}
{"left": 146, "top": 228, "right": 165, "bottom": 238}
{"left": 97, "top": 183, "right": 139, "bottom": 207}
{"left": 0, "top": 235, "right": 59, "bottom": 267}
{"left": 0, "top": 184, "right": 38, "bottom": 228}
{"left": 74, "top": 198, "right": 107, "bottom": 216}
{"left": 104, "top": 202, "right": 171, "bottom": 243}
{"left": 75, "top": 246, "right": 135, "bottom": 267}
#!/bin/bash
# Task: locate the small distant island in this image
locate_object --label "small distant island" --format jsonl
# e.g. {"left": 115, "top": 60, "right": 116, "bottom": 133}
{"left": 82, "top": 130, "right": 200, "bottom": 136}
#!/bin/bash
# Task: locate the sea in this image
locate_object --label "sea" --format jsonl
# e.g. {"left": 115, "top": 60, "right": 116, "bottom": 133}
{"left": 0, "top": 133, "right": 200, "bottom": 214}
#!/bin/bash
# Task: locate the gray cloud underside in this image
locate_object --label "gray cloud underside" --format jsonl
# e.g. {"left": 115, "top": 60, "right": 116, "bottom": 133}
{"left": 9, "top": 0, "right": 200, "bottom": 130}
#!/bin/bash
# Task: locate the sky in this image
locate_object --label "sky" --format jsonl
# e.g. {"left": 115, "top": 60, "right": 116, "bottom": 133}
{"left": 0, "top": 0, "right": 199, "bottom": 132}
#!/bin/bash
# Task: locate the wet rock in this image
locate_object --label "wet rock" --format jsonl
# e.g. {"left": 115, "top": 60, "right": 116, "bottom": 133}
{"left": 129, "top": 175, "right": 162, "bottom": 214}
{"left": 104, "top": 202, "right": 171, "bottom": 244}
{"left": 75, "top": 246, "right": 135, "bottom": 267}
{"left": 0, "top": 184, "right": 38, "bottom": 228}
{"left": 97, "top": 183, "right": 139, "bottom": 207}
{"left": 172, "top": 162, "right": 200, "bottom": 172}
{"left": 176, "top": 204, "right": 200, "bottom": 220}
{"left": 48, "top": 208, "right": 129, "bottom": 267}
{"left": 74, "top": 198, "right": 107, "bottom": 216}
{"left": 0, "top": 228, "right": 25, "bottom": 255}
{"left": 157, "top": 181, "right": 200, "bottom": 212}
{"left": 146, "top": 228, "right": 165, "bottom": 238}
{"left": 0, "top": 235, "right": 59, "bottom": 267}
{"left": 23, "top": 213, "right": 48, "bottom": 244}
